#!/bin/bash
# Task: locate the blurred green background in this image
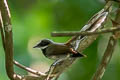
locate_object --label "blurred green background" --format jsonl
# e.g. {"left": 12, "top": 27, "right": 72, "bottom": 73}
{"left": 0, "top": 0, "right": 120, "bottom": 80}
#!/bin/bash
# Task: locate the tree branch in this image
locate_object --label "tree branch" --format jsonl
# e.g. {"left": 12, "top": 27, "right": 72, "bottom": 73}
{"left": 92, "top": 36, "right": 117, "bottom": 80}
{"left": 13, "top": 60, "right": 47, "bottom": 77}
{"left": 92, "top": 2, "right": 120, "bottom": 80}
{"left": 0, "top": 0, "right": 16, "bottom": 79}
{"left": 44, "top": 1, "right": 112, "bottom": 80}
{"left": 51, "top": 27, "right": 120, "bottom": 37}
{"left": 0, "top": 11, "right": 6, "bottom": 50}
{"left": 113, "top": 5, "right": 120, "bottom": 38}
{"left": 0, "top": 0, "right": 48, "bottom": 80}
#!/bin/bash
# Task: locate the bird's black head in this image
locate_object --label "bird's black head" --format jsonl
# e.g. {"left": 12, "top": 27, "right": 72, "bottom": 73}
{"left": 33, "top": 39, "right": 53, "bottom": 49}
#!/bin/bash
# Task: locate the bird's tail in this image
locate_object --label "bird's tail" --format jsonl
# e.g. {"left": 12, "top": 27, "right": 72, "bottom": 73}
{"left": 71, "top": 52, "right": 87, "bottom": 58}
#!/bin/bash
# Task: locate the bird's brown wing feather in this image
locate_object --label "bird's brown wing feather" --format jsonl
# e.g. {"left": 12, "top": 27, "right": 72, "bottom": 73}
{"left": 46, "top": 44, "right": 71, "bottom": 56}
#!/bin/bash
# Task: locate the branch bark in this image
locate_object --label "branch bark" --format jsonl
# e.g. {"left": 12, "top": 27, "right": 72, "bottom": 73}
{"left": 51, "top": 27, "right": 120, "bottom": 37}
{"left": 92, "top": 2, "right": 120, "bottom": 80}
{"left": 92, "top": 36, "right": 117, "bottom": 80}
{"left": 44, "top": 1, "right": 113, "bottom": 80}
{"left": 0, "top": 0, "right": 15, "bottom": 79}
{"left": 13, "top": 60, "right": 47, "bottom": 76}
{"left": 0, "top": 0, "right": 46, "bottom": 80}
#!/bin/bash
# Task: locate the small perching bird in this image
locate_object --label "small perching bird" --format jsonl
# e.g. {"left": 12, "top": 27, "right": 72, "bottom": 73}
{"left": 33, "top": 39, "right": 86, "bottom": 60}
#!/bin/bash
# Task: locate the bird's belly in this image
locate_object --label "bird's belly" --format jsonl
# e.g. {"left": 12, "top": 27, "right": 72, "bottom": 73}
{"left": 48, "top": 54, "right": 70, "bottom": 60}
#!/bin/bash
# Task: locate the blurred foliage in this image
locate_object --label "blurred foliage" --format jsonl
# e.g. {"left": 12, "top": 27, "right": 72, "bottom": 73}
{"left": 0, "top": 0, "right": 120, "bottom": 80}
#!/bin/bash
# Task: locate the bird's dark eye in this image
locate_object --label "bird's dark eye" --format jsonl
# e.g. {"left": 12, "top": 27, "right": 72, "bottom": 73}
{"left": 34, "top": 39, "right": 52, "bottom": 48}
{"left": 40, "top": 41, "right": 50, "bottom": 46}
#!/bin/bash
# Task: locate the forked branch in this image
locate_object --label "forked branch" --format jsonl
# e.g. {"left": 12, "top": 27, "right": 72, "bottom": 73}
{"left": 92, "top": 3, "right": 120, "bottom": 80}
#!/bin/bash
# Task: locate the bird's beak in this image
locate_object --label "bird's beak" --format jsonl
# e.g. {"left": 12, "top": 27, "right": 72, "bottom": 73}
{"left": 33, "top": 45, "right": 38, "bottom": 48}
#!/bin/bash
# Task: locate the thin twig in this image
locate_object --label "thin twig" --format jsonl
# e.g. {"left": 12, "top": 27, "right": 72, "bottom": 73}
{"left": 13, "top": 60, "right": 47, "bottom": 76}
{"left": 64, "top": 1, "right": 112, "bottom": 45}
{"left": 65, "top": 8, "right": 109, "bottom": 45}
{"left": 113, "top": 6, "right": 120, "bottom": 39}
{"left": 0, "top": 11, "right": 6, "bottom": 51}
{"left": 51, "top": 27, "right": 120, "bottom": 37}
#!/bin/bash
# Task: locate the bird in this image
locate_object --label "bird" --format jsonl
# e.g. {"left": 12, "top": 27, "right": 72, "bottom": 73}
{"left": 33, "top": 39, "right": 86, "bottom": 60}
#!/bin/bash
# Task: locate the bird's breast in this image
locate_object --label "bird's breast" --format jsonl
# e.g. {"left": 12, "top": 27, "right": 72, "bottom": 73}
{"left": 41, "top": 48, "right": 47, "bottom": 56}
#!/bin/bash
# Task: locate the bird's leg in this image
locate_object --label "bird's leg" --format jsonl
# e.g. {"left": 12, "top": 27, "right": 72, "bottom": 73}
{"left": 46, "top": 65, "right": 54, "bottom": 80}
{"left": 54, "top": 73, "right": 62, "bottom": 80}
{"left": 46, "top": 59, "right": 66, "bottom": 80}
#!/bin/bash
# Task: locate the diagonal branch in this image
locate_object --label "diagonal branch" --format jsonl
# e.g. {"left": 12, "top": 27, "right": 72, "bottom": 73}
{"left": 13, "top": 60, "right": 47, "bottom": 76}
{"left": 92, "top": 36, "right": 117, "bottom": 80}
{"left": 92, "top": 2, "right": 120, "bottom": 80}
{"left": 45, "top": 1, "right": 113, "bottom": 80}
